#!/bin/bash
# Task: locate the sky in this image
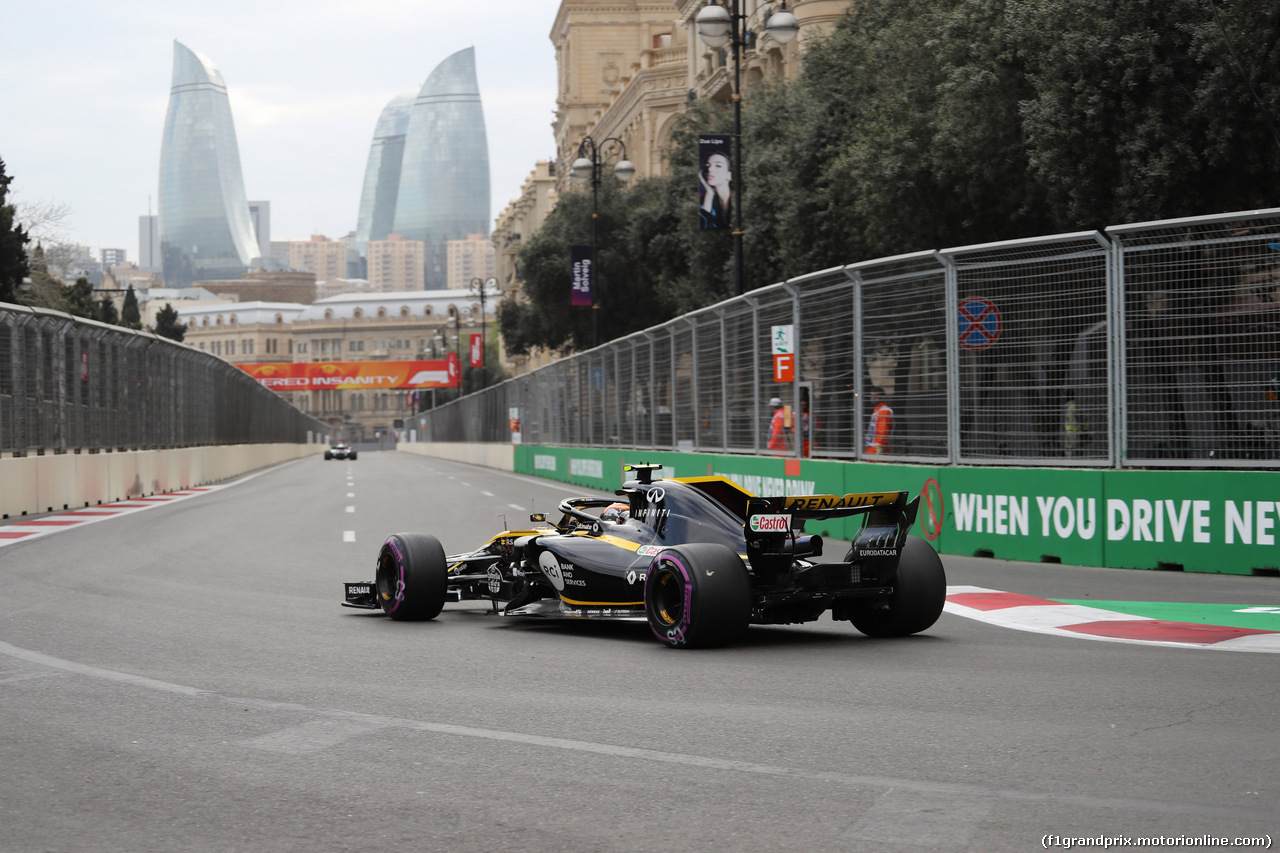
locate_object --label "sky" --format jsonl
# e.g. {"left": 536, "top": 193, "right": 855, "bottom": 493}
{"left": 0, "top": 0, "right": 564, "bottom": 259}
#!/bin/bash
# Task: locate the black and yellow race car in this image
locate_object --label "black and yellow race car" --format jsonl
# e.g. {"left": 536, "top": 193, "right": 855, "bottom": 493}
{"left": 342, "top": 464, "right": 945, "bottom": 648}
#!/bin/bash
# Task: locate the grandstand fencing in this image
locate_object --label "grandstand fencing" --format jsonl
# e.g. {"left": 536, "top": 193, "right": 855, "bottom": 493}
{"left": 0, "top": 304, "right": 327, "bottom": 455}
{"left": 413, "top": 208, "right": 1280, "bottom": 469}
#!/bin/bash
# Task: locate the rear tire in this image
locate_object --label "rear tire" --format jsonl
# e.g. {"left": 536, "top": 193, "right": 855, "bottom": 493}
{"left": 849, "top": 535, "right": 945, "bottom": 637}
{"left": 376, "top": 533, "right": 448, "bottom": 621}
{"left": 350, "top": 451, "right": 357, "bottom": 460}
{"left": 644, "top": 544, "right": 751, "bottom": 648}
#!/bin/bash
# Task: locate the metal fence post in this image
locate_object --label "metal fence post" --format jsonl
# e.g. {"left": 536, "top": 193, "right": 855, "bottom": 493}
{"left": 938, "top": 251, "right": 960, "bottom": 465}
{"left": 852, "top": 269, "right": 864, "bottom": 461}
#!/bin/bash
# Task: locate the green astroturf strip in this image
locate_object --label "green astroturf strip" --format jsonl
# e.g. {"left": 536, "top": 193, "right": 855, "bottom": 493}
{"left": 1057, "top": 601, "right": 1280, "bottom": 632}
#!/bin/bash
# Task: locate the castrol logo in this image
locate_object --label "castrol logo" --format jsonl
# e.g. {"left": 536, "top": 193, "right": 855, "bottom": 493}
{"left": 749, "top": 514, "right": 791, "bottom": 532}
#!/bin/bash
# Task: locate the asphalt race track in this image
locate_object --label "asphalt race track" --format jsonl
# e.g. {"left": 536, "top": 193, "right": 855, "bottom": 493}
{"left": 1, "top": 452, "right": 1276, "bottom": 852}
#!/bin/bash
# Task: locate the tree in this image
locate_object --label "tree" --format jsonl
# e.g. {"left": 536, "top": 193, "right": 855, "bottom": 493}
{"left": 501, "top": 0, "right": 1280, "bottom": 358}
{"left": 17, "top": 243, "right": 70, "bottom": 311}
{"left": 121, "top": 285, "right": 142, "bottom": 329}
{"left": 0, "top": 157, "right": 29, "bottom": 304}
{"left": 501, "top": 178, "right": 685, "bottom": 355}
{"left": 153, "top": 302, "right": 187, "bottom": 341}
{"left": 99, "top": 295, "right": 119, "bottom": 325}
{"left": 63, "top": 276, "right": 102, "bottom": 321}
{"left": 1008, "top": 0, "right": 1280, "bottom": 226}
{"left": 459, "top": 327, "right": 509, "bottom": 394}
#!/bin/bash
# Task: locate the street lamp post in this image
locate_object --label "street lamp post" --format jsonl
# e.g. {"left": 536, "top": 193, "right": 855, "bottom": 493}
{"left": 469, "top": 276, "right": 498, "bottom": 390}
{"left": 570, "top": 136, "right": 635, "bottom": 348}
{"left": 452, "top": 310, "right": 461, "bottom": 398}
{"left": 695, "top": 1, "right": 798, "bottom": 296}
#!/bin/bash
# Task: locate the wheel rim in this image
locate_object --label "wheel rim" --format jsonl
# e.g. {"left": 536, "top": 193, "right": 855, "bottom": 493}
{"left": 649, "top": 566, "right": 685, "bottom": 628}
{"left": 376, "top": 548, "right": 400, "bottom": 608}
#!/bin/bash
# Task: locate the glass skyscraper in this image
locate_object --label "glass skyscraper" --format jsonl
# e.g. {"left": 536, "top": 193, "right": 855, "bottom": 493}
{"left": 353, "top": 90, "right": 416, "bottom": 258}
{"left": 158, "top": 41, "right": 257, "bottom": 288}
{"left": 392, "top": 47, "right": 491, "bottom": 289}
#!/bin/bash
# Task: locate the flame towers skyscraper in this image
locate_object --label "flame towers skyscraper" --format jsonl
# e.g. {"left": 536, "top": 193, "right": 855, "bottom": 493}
{"left": 353, "top": 90, "right": 416, "bottom": 258}
{"left": 388, "top": 47, "right": 490, "bottom": 289}
{"left": 158, "top": 41, "right": 257, "bottom": 288}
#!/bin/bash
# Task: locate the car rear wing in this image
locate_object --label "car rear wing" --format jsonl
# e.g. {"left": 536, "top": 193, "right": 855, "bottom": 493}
{"left": 743, "top": 491, "right": 921, "bottom": 566}
{"left": 745, "top": 491, "right": 912, "bottom": 524}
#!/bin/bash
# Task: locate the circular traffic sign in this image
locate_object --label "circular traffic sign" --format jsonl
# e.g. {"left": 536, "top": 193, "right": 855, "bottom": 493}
{"left": 958, "top": 297, "right": 1001, "bottom": 350}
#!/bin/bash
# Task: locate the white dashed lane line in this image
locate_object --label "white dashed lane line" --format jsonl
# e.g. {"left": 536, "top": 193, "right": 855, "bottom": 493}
{"left": 344, "top": 466, "right": 354, "bottom": 542}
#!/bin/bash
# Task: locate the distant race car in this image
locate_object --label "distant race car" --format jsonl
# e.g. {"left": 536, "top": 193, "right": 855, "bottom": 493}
{"left": 342, "top": 463, "right": 945, "bottom": 648}
{"left": 325, "top": 443, "right": 357, "bottom": 461}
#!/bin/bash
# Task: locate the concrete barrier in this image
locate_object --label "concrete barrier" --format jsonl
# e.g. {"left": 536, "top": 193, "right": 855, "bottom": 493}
{"left": 397, "top": 441, "right": 514, "bottom": 471}
{"left": 0, "top": 444, "right": 317, "bottom": 518}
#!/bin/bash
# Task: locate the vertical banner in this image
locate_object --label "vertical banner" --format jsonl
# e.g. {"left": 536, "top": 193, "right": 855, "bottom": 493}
{"left": 446, "top": 352, "right": 460, "bottom": 386}
{"left": 698, "top": 134, "right": 732, "bottom": 230}
{"left": 469, "top": 333, "right": 483, "bottom": 368}
{"left": 571, "top": 244, "right": 594, "bottom": 307}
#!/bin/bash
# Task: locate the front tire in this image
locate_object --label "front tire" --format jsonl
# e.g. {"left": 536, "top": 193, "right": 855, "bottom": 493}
{"left": 376, "top": 533, "right": 448, "bottom": 621}
{"left": 644, "top": 544, "right": 751, "bottom": 648}
{"left": 849, "top": 535, "right": 946, "bottom": 637}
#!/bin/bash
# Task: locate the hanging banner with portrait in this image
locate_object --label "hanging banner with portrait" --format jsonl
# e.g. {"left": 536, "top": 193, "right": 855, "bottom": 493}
{"left": 571, "top": 244, "right": 594, "bottom": 307}
{"left": 698, "top": 134, "right": 732, "bottom": 231}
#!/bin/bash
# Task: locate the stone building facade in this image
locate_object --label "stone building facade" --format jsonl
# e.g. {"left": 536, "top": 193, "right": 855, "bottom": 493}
{"left": 548, "top": 1, "right": 847, "bottom": 196}
{"left": 492, "top": 160, "right": 562, "bottom": 374}
{"left": 366, "top": 234, "right": 425, "bottom": 291}
{"left": 288, "top": 236, "right": 349, "bottom": 283}
{"left": 444, "top": 233, "right": 496, "bottom": 291}
{"left": 177, "top": 291, "right": 499, "bottom": 441}
{"left": 194, "top": 270, "right": 318, "bottom": 305}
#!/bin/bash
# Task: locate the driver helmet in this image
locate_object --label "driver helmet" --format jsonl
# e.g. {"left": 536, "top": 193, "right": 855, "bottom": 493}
{"left": 600, "top": 503, "right": 629, "bottom": 523}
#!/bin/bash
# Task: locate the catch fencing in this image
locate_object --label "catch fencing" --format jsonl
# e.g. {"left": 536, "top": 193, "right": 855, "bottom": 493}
{"left": 0, "top": 304, "right": 327, "bottom": 455}
{"left": 415, "top": 208, "right": 1280, "bottom": 469}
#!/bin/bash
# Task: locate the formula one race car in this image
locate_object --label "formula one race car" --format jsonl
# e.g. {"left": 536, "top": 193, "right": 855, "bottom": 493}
{"left": 342, "top": 464, "right": 945, "bottom": 648}
{"left": 324, "top": 443, "right": 357, "bottom": 461}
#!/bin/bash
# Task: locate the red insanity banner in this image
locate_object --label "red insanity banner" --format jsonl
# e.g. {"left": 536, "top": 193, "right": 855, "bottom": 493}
{"left": 470, "top": 334, "right": 483, "bottom": 368}
{"left": 235, "top": 357, "right": 459, "bottom": 391}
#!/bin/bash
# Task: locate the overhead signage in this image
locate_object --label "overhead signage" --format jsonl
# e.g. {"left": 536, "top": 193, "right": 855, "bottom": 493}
{"left": 235, "top": 359, "right": 459, "bottom": 391}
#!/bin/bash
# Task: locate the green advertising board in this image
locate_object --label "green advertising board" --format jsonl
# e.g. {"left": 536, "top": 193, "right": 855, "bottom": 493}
{"left": 938, "top": 467, "right": 1107, "bottom": 567}
{"left": 513, "top": 446, "right": 1279, "bottom": 575}
{"left": 1099, "top": 469, "right": 1280, "bottom": 575}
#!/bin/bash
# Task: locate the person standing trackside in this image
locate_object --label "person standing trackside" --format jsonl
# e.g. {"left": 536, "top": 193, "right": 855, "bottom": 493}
{"left": 768, "top": 397, "right": 791, "bottom": 453}
{"left": 865, "top": 386, "right": 893, "bottom": 456}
